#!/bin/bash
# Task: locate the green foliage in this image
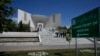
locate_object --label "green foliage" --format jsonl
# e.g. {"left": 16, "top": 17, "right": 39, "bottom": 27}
{"left": 22, "top": 24, "right": 30, "bottom": 32}
{"left": 0, "top": 0, "right": 14, "bottom": 32}
{"left": 0, "top": 0, "right": 14, "bottom": 17}
{"left": 66, "top": 34, "right": 71, "bottom": 48}
{"left": 3, "top": 19, "right": 16, "bottom": 31}
{"left": 17, "top": 21, "right": 23, "bottom": 31}
{"left": 57, "top": 26, "right": 67, "bottom": 31}
{"left": 66, "top": 36, "right": 71, "bottom": 41}
{"left": 67, "top": 26, "right": 71, "bottom": 34}
{"left": 0, "top": 22, "right": 3, "bottom": 32}
{"left": 17, "top": 21, "right": 30, "bottom": 32}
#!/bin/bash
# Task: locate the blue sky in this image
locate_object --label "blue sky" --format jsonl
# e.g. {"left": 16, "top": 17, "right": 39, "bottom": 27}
{"left": 11, "top": 0, "right": 100, "bottom": 26}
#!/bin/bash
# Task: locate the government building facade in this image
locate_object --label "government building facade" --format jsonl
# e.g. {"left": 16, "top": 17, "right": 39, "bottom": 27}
{"left": 18, "top": 9, "right": 61, "bottom": 31}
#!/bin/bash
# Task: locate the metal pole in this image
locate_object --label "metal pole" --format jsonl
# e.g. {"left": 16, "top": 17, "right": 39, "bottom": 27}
{"left": 94, "top": 38, "right": 97, "bottom": 56}
{"left": 75, "top": 38, "right": 78, "bottom": 56}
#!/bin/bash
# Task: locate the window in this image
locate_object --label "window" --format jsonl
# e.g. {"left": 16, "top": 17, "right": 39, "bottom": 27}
{"left": 24, "top": 12, "right": 27, "bottom": 21}
{"left": 53, "top": 15, "right": 55, "bottom": 22}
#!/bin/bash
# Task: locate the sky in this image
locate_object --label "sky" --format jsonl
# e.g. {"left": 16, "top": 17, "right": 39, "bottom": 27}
{"left": 10, "top": 0, "right": 100, "bottom": 26}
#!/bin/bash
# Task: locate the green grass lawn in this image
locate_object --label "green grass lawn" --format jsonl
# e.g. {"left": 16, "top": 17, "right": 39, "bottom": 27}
{"left": 0, "top": 48, "right": 100, "bottom": 56}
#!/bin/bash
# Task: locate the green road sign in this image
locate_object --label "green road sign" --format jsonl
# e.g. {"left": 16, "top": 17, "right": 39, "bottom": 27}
{"left": 72, "top": 7, "right": 100, "bottom": 38}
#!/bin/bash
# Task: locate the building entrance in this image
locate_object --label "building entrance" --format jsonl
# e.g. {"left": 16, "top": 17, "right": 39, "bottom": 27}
{"left": 37, "top": 23, "right": 43, "bottom": 31}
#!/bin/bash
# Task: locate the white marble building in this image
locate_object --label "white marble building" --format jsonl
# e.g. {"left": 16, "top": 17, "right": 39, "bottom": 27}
{"left": 18, "top": 9, "right": 61, "bottom": 31}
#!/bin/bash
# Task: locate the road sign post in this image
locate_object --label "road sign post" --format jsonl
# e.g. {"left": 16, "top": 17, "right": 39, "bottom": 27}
{"left": 75, "top": 38, "right": 78, "bottom": 56}
{"left": 94, "top": 38, "right": 97, "bottom": 56}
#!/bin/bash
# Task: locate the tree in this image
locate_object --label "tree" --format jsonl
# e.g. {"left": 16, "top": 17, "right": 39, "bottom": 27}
{"left": 17, "top": 21, "right": 30, "bottom": 32}
{"left": 57, "top": 26, "right": 67, "bottom": 31}
{"left": 67, "top": 26, "right": 72, "bottom": 37}
{"left": 66, "top": 36, "right": 71, "bottom": 48}
{"left": 3, "top": 19, "right": 16, "bottom": 31}
{"left": 66, "top": 26, "right": 72, "bottom": 48}
{"left": 0, "top": 0, "right": 14, "bottom": 32}
{"left": 17, "top": 21, "right": 23, "bottom": 31}
{"left": 0, "top": 22, "right": 3, "bottom": 32}
{"left": 22, "top": 24, "right": 30, "bottom": 32}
